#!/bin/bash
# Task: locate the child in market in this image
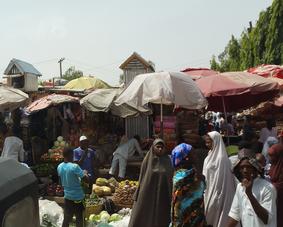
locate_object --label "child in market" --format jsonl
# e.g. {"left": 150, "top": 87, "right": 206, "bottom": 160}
{"left": 57, "top": 148, "right": 89, "bottom": 227}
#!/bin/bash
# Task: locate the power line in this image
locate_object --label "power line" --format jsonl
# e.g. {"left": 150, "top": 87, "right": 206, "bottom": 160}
{"left": 32, "top": 58, "right": 58, "bottom": 65}
{"left": 65, "top": 57, "right": 124, "bottom": 71}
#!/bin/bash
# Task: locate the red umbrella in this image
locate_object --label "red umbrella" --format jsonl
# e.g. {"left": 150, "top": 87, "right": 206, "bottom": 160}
{"left": 222, "top": 72, "right": 279, "bottom": 94}
{"left": 181, "top": 68, "right": 219, "bottom": 80}
{"left": 195, "top": 72, "right": 279, "bottom": 112}
{"left": 196, "top": 75, "right": 249, "bottom": 97}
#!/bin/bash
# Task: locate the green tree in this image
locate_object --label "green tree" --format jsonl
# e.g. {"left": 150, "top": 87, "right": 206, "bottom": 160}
{"left": 210, "top": 55, "right": 221, "bottom": 71}
{"left": 210, "top": 0, "right": 283, "bottom": 71}
{"left": 252, "top": 9, "right": 271, "bottom": 65}
{"left": 264, "top": 0, "right": 283, "bottom": 64}
{"left": 213, "top": 35, "right": 241, "bottom": 72}
{"left": 62, "top": 66, "right": 83, "bottom": 81}
{"left": 239, "top": 31, "right": 254, "bottom": 70}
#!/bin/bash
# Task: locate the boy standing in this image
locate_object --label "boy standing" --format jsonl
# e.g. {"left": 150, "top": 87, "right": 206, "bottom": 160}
{"left": 58, "top": 148, "right": 88, "bottom": 227}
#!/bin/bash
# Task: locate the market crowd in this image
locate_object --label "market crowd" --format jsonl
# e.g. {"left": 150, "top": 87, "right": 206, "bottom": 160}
{"left": 1, "top": 114, "right": 283, "bottom": 227}
{"left": 128, "top": 115, "right": 282, "bottom": 227}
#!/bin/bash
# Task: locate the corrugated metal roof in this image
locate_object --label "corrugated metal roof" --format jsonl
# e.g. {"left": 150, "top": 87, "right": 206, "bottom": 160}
{"left": 4, "top": 58, "right": 42, "bottom": 76}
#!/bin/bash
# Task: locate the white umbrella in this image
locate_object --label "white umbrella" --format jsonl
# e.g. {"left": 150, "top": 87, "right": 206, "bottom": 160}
{"left": 0, "top": 86, "right": 29, "bottom": 112}
{"left": 115, "top": 71, "right": 207, "bottom": 136}
{"left": 80, "top": 88, "right": 151, "bottom": 118}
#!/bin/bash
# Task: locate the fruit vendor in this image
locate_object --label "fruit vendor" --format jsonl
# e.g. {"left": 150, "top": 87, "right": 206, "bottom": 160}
{"left": 73, "top": 136, "right": 97, "bottom": 188}
{"left": 109, "top": 135, "right": 143, "bottom": 179}
{"left": 57, "top": 147, "right": 89, "bottom": 227}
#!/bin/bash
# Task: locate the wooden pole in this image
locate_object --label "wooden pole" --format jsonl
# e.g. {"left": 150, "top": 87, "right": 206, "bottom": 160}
{"left": 221, "top": 96, "right": 229, "bottom": 145}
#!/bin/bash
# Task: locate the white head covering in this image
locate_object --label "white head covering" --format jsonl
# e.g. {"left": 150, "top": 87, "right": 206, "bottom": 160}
{"left": 203, "top": 131, "right": 227, "bottom": 169}
{"left": 262, "top": 136, "right": 278, "bottom": 163}
{"left": 202, "top": 131, "right": 236, "bottom": 227}
{"left": 79, "top": 135, "right": 88, "bottom": 142}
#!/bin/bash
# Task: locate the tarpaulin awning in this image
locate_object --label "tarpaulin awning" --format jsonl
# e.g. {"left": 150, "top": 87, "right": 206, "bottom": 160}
{"left": 80, "top": 88, "right": 151, "bottom": 118}
{"left": 247, "top": 64, "right": 283, "bottom": 79}
{"left": 63, "top": 76, "right": 111, "bottom": 90}
{"left": 0, "top": 86, "right": 29, "bottom": 112}
{"left": 25, "top": 94, "right": 79, "bottom": 114}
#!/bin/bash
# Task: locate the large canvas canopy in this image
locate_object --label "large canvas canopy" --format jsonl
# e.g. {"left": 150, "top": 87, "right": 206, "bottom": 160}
{"left": 80, "top": 88, "right": 150, "bottom": 118}
{"left": 0, "top": 86, "right": 29, "bottom": 112}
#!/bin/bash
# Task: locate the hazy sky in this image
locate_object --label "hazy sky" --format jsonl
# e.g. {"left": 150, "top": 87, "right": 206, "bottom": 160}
{"left": 0, "top": 0, "right": 273, "bottom": 85}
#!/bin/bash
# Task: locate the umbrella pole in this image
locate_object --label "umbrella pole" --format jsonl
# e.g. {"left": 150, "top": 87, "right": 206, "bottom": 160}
{"left": 160, "top": 99, "right": 164, "bottom": 139}
{"left": 221, "top": 96, "right": 229, "bottom": 145}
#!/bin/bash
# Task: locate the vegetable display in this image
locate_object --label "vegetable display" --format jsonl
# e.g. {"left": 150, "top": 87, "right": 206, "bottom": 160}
{"left": 112, "top": 180, "right": 138, "bottom": 205}
{"left": 41, "top": 136, "right": 69, "bottom": 162}
{"left": 92, "top": 178, "right": 117, "bottom": 197}
{"left": 88, "top": 210, "right": 122, "bottom": 224}
{"left": 32, "top": 163, "right": 56, "bottom": 176}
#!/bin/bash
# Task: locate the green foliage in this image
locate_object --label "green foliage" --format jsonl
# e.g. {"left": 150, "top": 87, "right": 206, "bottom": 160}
{"left": 210, "top": 55, "right": 221, "bottom": 71}
{"left": 62, "top": 66, "right": 83, "bottom": 81}
{"left": 211, "top": 0, "right": 283, "bottom": 71}
{"left": 265, "top": 0, "right": 283, "bottom": 64}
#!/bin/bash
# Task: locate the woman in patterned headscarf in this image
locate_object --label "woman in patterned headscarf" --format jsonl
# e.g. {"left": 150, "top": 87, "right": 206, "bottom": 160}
{"left": 171, "top": 143, "right": 206, "bottom": 227}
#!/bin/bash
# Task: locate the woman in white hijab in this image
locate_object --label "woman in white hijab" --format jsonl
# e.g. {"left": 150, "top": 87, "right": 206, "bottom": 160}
{"left": 203, "top": 131, "right": 236, "bottom": 227}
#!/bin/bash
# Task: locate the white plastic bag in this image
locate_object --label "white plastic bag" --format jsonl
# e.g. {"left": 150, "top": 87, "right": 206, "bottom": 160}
{"left": 109, "top": 215, "right": 130, "bottom": 227}
{"left": 38, "top": 199, "right": 64, "bottom": 227}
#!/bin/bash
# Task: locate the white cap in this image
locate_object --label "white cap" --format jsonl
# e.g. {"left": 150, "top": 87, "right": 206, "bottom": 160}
{"left": 79, "top": 135, "right": 88, "bottom": 141}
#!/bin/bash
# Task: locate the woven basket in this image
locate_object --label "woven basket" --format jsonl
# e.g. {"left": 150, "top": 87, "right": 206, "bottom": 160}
{"left": 115, "top": 203, "right": 133, "bottom": 209}
{"left": 84, "top": 204, "right": 103, "bottom": 218}
{"left": 112, "top": 200, "right": 133, "bottom": 209}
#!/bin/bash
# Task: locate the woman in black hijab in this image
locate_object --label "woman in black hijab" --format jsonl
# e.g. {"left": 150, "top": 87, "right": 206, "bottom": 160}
{"left": 129, "top": 138, "right": 174, "bottom": 227}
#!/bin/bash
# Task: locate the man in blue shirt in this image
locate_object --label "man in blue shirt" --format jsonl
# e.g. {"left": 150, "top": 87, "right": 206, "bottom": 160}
{"left": 73, "top": 136, "right": 96, "bottom": 191}
{"left": 57, "top": 148, "right": 88, "bottom": 227}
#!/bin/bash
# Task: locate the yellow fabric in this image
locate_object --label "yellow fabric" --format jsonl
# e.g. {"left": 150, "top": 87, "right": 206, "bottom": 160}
{"left": 64, "top": 76, "right": 111, "bottom": 90}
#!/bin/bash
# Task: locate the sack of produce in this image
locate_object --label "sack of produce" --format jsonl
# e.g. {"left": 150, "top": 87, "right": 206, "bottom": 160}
{"left": 101, "top": 186, "right": 112, "bottom": 196}
{"left": 92, "top": 184, "right": 104, "bottom": 197}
